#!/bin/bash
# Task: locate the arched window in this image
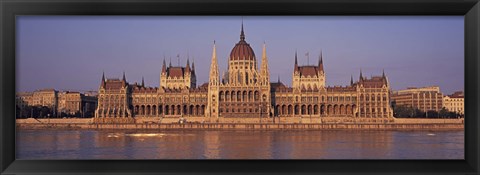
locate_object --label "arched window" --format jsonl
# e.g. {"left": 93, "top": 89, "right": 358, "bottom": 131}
{"left": 225, "top": 91, "right": 230, "bottom": 101}
{"left": 237, "top": 91, "right": 241, "bottom": 101}
{"left": 243, "top": 91, "right": 247, "bottom": 102}
{"left": 238, "top": 72, "right": 242, "bottom": 84}
{"left": 219, "top": 91, "right": 224, "bottom": 101}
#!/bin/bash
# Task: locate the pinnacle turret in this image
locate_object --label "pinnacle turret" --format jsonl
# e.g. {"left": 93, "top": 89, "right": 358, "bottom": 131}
{"left": 162, "top": 58, "right": 166, "bottom": 73}
{"left": 185, "top": 59, "right": 191, "bottom": 73}
{"left": 294, "top": 50, "right": 298, "bottom": 72}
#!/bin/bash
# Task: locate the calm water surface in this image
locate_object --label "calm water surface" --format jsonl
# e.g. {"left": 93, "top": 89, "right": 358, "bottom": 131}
{"left": 16, "top": 129, "right": 464, "bottom": 159}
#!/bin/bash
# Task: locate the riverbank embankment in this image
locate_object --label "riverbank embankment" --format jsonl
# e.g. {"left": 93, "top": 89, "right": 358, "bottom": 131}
{"left": 16, "top": 118, "right": 464, "bottom": 131}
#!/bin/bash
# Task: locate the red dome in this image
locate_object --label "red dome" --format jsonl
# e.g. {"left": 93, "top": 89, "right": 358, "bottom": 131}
{"left": 229, "top": 24, "right": 256, "bottom": 61}
{"left": 230, "top": 40, "right": 256, "bottom": 61}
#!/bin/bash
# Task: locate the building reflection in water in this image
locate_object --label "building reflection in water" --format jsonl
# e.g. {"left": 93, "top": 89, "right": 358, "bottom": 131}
{"left": 16, "top": 129, "right": 463, "bottom": 159}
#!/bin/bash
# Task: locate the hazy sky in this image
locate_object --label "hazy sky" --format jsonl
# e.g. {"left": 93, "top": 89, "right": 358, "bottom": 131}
{"left": 17, "top": 16, "right": 464, "bottom": 95}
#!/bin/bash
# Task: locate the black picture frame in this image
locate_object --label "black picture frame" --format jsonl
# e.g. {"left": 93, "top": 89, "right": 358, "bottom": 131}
{"left": 1, "top": 0, "right": 479, "bottom": 174}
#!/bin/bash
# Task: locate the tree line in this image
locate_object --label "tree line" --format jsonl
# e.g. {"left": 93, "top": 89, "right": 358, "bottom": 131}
{"left": 16, "top": 105, "right": 92, "bottom": 119}
{"left": 393, "top": 105, "right": 463, "bottom": 119}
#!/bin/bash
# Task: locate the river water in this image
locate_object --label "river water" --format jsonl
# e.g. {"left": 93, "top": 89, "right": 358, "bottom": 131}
{"left": 16, "top": 129, "right": 464, "bottom": 159}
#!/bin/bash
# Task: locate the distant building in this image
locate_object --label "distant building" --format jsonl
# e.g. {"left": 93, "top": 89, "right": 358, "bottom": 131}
{"left": 443, "top": 91, "right": 464, "bottom": 115}
{"left": 16, "top": 92, "right": 34, "bottom": 108}
{"left": 32, "top": 89, "right": 58, "bottom": 108}
{"left": 391, "top": 86, "right": 443, "bottom": 112}
{"left": 16, "top": 89, "right": 97, "bottom": 118}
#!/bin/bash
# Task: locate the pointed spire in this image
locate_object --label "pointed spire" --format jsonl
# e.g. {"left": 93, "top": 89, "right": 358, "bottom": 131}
{"left": 100, "top": 71, "right": 106, "bottom": 87}
{"left": 122, "top": 71, "right": 126, "bottom": 81}
{"left": 359, "top": 69, "right": 364, "bottom": 81}
{"left": 101, "top": 71, "right": 105, "bottom": 82}
{"left": 141, "top": 76, "right": 145, "bottom": 87}
{"left": 162, "top": 58, "right": 167, "bottom": 73}
{"left": 382, "top": 69, "right": 387, "bottom": 85}
{"left": 294, "top": 50, "right": 299, "bottom": 71}
{"left": 262, "top": 41, "right": 267, "bottom": 58}
{"left": 213, "top": 40, "right": 217, "bottom": 59}
{"left": 278, "top": 75, "right": 280, "bottom": 83}
{"left": 350, "top": 75, "right": 354, "bottom": 86}
{"left": 191, "top": 59, "right": 195, "bottom": 72}
{"left": 169, "top": 57, "right": 172, "bottom": 67}
{"left": 260, "top": 41, "right": 270, "bottom": 84}
{"left": 318, "top": 50, "right": 324, "bottom": 72}
{"left": 240, "top": 18, "right": 245, "bottom": 41}
{"left": 185, "top": 58, "right": 191, "bottom": 73}
{"left": 209, "top": 40, "right": 219, "bottom": 86}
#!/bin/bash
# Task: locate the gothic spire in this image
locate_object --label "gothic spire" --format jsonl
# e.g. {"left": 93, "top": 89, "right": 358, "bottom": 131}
{"left": 240, "top": 18, "right": 245, "bottom": 41}
{"left": 185, "top": 58, "right": 191, "bottom": 73}
{"left": 350, "top": 75, "right": 354, "bottom": 86}
{"left": 209, "top": 40, "right": 219, "bottom": 86}
{"left": 141, "top": 76, "right": 145, "bottom": 87}
{"left": 318, "top": 50, "right": 324, "bottom": 72}
{"left": 294, "top": 50, "right": 298, "bottom": 71}
{"left": 359, "top": 69, "right": 364, "bottom": 81}
{"left": 101, "top": 71, "right": 105, "bottom": 82}
{"left": 162, "top": 58, "right": 167, "bottom": 73}
{"left": 100, "top": 71, "right": 105, "bottom": 87}
{"left": 122, "top": 71, "right": 126, "bottom": 81}
{"left": 191, "top": 58, "right": 195, "bottom": 74}
{"left": 278, "top": 75, "right": 280, "bottom": 83}
{"left": 382, "top": 69, "right": 387, "bottom": 84}
{"left": 260, "top": 42, "right": 270, "bottom": 85}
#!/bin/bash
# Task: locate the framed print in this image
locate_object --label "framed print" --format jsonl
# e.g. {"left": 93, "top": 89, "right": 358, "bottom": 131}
{"left": 1, "top": 0, "right": 479, "bottom": 174}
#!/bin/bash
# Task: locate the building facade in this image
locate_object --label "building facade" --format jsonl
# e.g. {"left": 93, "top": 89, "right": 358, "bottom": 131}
{"left": 443, "top": 91, "right": 464, "bottom": 115}
{"left": 94, "top": 24, "right": 394, "bottom": 122}
{"left": 390, "top": 86, "right": 443, "bottom": 112}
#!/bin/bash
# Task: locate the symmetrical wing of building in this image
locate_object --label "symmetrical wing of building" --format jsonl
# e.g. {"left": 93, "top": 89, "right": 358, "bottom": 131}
{"left": 94, "top": 24, "right": 395, "bottom": 123}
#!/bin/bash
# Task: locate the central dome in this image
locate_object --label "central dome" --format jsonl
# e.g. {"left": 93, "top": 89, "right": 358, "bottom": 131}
{"left": 229, "top": 24, "right": 256, "bottom": 61}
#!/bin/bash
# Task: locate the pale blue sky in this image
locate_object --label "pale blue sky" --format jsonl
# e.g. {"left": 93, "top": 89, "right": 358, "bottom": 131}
{"left": 17, "top": 16, "right": 464, "bottom": 95}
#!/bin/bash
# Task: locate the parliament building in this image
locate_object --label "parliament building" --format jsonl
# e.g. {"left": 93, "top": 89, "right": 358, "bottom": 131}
{"left": 94, "top": 24, "right": 394, "bottom": 123}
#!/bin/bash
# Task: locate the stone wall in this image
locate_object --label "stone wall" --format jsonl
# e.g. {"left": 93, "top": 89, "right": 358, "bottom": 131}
{"left": 17, "top": 118, "right": 92, "bottom": 124}
{"left": 393, "top": 118, "right": 464, "bottom": 124}
{"left": 16, "top": 117, "right": 464, "bottom": 125}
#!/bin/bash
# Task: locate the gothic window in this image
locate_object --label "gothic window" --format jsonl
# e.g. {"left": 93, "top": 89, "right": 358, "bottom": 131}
{"left": 243, "top": 91, "right": 247, "bottom": 101}
{"left": 238, "top": 72, "right": 242, "bottom": 84}
{"left": 219, "top": 91, "right": 224, "bottom": 101}
{"left": 226, "top": 91, "right": 230, "bottom": 101}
